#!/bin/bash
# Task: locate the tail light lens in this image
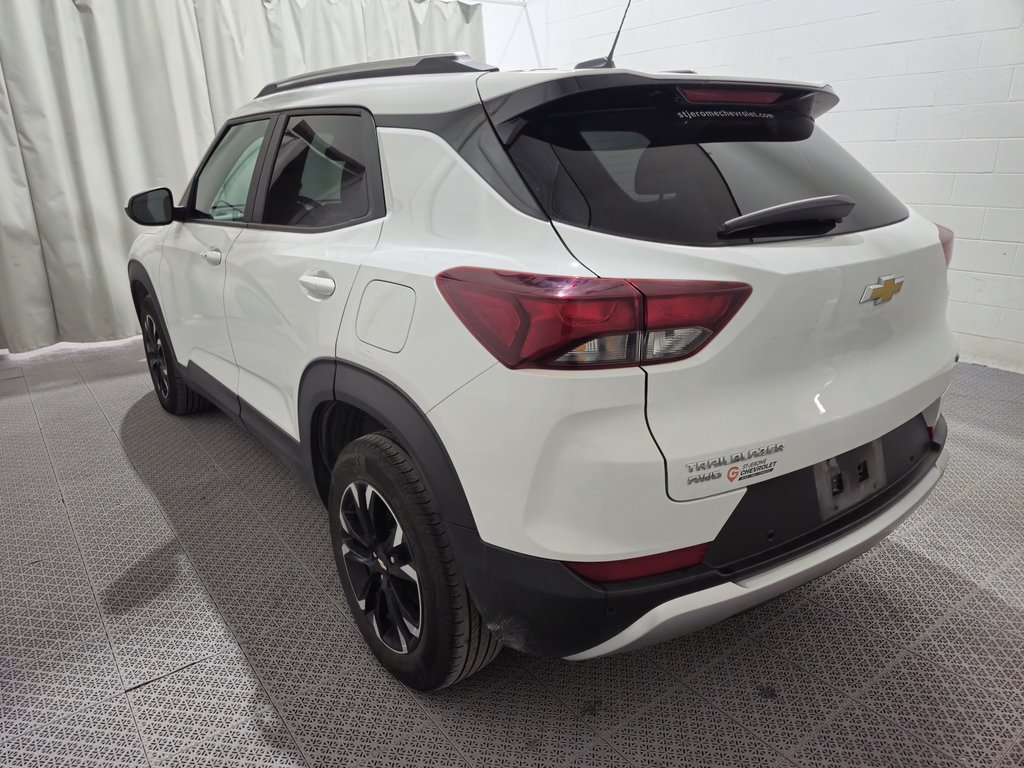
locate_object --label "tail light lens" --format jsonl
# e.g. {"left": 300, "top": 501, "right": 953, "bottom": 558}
{"left": 565, "top": 543, "right": 709, "bottom": 583}
{"left": 634, "top": 279, "right": 752, "bottom": 363}
{"left": 436, "top": 267, "right": 751, "bottom": 370}
{"left": 935, "top": 222, "right": 954, "bottom": 266}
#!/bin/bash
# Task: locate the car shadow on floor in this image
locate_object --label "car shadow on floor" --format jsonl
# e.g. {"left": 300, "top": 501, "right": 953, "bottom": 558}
{"left": 114, "top": 392, "right": 381, "bottom": 761}
{"left": 96, "top": 541, "right": 184, "bottom": 616}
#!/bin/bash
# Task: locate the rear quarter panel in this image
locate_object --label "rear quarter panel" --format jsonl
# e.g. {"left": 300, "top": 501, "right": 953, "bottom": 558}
{"left": 336, "top": 127, "right": 588, "bottom": 413}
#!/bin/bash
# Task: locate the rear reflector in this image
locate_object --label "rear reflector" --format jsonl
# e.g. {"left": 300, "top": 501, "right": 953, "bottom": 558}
{"left": 565, "top": 543, "right": 709, "bottom": 583}
{"left": 935, "top": 222, "right": 954, "bottom": 266}
{"left": 436, "top": 267, "right": 751, "bottom": 369}
{"left": 680, "top": 87, "right": 783, "bottom": 105}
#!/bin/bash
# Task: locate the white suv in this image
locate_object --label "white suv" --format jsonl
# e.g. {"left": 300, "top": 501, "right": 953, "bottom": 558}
{"left": 125, "top": 53, "right": 956, "bottom": 690}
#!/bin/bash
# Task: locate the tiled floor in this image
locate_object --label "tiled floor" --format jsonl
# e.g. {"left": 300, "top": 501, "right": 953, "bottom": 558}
{"left": 1, "top": 338, "right": 1023, "bottom": 767}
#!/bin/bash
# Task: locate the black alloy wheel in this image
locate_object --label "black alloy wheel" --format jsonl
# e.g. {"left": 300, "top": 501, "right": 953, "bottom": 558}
{"left": 142, "top": 312, "right": 170, "bottom": 401}
{"left": 337, "top": 480, "right": 422, "bottom": 654}
{"left": 137, "top": 295, "right": 208, "bottom": 415}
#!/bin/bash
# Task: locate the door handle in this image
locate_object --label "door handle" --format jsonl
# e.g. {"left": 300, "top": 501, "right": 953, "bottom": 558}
{"left": 298, "top": 273, "right": 337, "bottom": 298}
{"left": 201, "top": 249, "right": 222, "bottom": 266}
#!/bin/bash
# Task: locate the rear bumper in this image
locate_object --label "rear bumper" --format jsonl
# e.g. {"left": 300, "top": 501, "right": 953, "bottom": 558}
{"left": 568, "top": 441, "right": 948, "bottom": 659}
{"left": 449, "top": 416, "right": 948, "bottom": 659}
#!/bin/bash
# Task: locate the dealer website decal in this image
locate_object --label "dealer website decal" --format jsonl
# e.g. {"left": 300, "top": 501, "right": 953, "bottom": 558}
{"left": 727, "top": 457, "right": 778, "bottom": 483}
{"left": 677, "top": 108, "right": 775, "bottom": 120}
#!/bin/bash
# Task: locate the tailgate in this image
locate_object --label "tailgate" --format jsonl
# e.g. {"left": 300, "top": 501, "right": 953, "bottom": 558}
{"left": 555, "top": 213, "right": 956, "bottom": 501}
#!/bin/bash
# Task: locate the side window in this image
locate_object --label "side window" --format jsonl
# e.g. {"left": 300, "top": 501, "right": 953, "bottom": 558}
{"left": 192, "top": 119, "right": 270, "bottom": 222}
{"left": 262, "top": 114, "right": 371, "bottom": 229}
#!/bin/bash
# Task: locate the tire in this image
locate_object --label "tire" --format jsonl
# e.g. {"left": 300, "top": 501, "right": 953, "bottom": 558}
{"left": 328, "top": 432, "right": 501, "bottom": 690}
{"left": 139, "top": 295, "right": 208, "bottom": 416}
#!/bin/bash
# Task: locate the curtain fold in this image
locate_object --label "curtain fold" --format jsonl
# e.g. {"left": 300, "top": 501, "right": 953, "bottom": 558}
{"left": 0, "top": 0, "right": 483, "bottom": 353}
{"left": 0, "top": 53, "right": 58, "bottom": 352}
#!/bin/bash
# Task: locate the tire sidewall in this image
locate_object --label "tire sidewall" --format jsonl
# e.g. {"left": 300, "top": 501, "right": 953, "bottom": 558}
{"left": 139, "top": 296, "right": 180, "bottom": 413}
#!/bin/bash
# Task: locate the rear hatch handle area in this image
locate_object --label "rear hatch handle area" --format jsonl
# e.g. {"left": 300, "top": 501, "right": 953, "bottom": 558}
{"left": 718, "top": 194, "right": 856, "bottom": 239}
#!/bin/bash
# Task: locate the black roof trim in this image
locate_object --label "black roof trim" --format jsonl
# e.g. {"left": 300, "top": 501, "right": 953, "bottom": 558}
{"left": 256, "top": 52, "right": 498, "bottom": 98}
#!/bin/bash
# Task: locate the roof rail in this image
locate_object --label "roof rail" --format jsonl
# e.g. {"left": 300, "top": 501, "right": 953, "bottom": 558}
{"left": 256, "top": 52, "right": 498, "bottom": 98}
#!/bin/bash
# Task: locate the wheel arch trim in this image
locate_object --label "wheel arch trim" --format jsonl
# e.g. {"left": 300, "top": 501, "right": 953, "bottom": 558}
{"left": 127, "top": 259, "right": 156, "bottom": 315}
{"left": 127, "top": 259, "right": 185, "bottom": 374}
{"left": 302, "top": 358, "right": 477, "bottom": 530}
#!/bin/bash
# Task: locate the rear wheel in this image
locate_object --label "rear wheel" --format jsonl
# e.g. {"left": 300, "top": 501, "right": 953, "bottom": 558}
{"left": 139, "top": 295, "right": 208, "bottom": 415}
{"left": 328, "top": 432, "right": 501, "bottom": 690}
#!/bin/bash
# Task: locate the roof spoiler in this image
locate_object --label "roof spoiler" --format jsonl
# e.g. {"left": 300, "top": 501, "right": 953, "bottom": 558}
{"left": 257, "top": 52, "right": 497, "bottom": 99}
{"left": 483, "top": 73, "right": 840, "bottom": 143}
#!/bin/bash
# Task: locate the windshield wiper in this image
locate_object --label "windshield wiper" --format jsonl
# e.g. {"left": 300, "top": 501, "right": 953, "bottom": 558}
{"left": 718, "top": 194, "right": 855, "bottom": 239}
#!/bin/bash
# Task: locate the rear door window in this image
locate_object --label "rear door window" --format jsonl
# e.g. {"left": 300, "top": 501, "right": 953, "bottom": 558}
{"left": 504, "top": 85, "right": 907, "bottom": 246}
{"left": 261, "top": 114, "right": 372, "bottom": 229}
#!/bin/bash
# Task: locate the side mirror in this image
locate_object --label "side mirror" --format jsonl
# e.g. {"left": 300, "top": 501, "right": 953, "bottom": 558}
{"left": 125, "top": 187, "right": 177, "bottom": 226}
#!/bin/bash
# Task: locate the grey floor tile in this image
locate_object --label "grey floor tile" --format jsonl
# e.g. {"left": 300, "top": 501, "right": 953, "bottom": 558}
{"left": 803, "top": 539, "right": 982, "bottom": 645}
{"left": 791, "top": 700, "right": 963, "bottom": 768}
{"left": 750, "top": 599, "right": 902, "bottom": 697}
{"left": 416, "top": 657, "right": 611, "bottom": 768}
{"left": 240, "top": 607, "right": 370, "bottom": 702}
{"left": 607, "top": 687, "right": 789, "bottom": 767}
{"left": 912, "top": 609, "right": 1024, "bottom": 699}
{"left": 178, "top": 411, "right": 344, "bottom": 601}
{"left": 957, "top": 553, "right": 1024, "bottom": 636}
{"left": 891, "top": 507, "right": 1024, "bottom": 584}
{"left": 94, "top": 541, "right": 235, "bottom": 689}
{"left": 360, "top": 724, "right": 469, "bottom": 768}
{"left": 157, "top": 712, "right": 308, "bottom": 767}
{"left": 0, "top": 633, "right": 123, "bottom": 742}
{"left": 0, "top": 512, "right": 77, "bottom": 570}
{"left": 1001, "top": 732, "right": 1024, "bottom": 767}
{"left": 682, "top": 638, "right": 850, "bottom": 753}
{"left": 0, "top": 695, "right": 147, "bottom": 766}
{"left": 531, "top": 650, "right": 680, "bottom": 734}
{"left": 128, "top": 645, "right": 296, "bottom": 764}
{"left": 857, "top": 650, "right": 1024, "bottom": 765}
{"left": 275, "top": 657, "right": 436, "bottom": 767}
{"left": 0, "top": 550, "right": 106, "bottom": 669}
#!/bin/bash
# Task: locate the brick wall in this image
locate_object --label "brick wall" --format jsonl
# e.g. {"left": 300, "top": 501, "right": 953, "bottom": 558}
{"left": 482, "top": 0, "right": 1024, "bottom": 372}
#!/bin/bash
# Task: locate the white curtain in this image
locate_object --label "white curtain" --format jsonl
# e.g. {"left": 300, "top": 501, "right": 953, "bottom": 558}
{"left": 0, "top": 0, "right": 484, "bottom": 353}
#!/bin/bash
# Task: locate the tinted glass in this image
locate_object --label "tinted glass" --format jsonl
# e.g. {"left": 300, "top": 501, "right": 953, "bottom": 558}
{"left": 192, "top": 120, "right": 269, "bottom": 222}
{"left": 505, "top": 86, "right": 907, "bottom": 246}
{"left": 262, "top": 114, "right": 370, "bottom": 228}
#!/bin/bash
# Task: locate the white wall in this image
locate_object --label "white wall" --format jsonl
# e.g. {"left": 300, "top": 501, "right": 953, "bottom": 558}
{"left": 482, "top": 0, "right": 1024, "bottom": 372}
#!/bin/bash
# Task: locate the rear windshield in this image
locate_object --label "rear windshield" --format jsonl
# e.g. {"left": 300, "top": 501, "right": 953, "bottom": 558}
{"left": 503, "top": 85, "right": 908, "bottom": 246}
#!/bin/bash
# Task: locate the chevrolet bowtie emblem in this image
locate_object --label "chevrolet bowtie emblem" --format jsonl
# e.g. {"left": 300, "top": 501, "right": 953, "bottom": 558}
{"left": 860, "top": 275, "right": 904, "bottom": 305}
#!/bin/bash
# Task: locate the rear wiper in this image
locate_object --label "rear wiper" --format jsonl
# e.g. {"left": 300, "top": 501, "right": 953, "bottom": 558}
{"left": 718, "top": 195, "right": 855, "bottom": 239}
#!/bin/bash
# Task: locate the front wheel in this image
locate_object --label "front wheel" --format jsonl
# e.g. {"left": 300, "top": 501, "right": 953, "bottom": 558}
{"left": 139, "top": 295, "right": 208, "bottom": 415}
{"left": 328, "top": 432, "right": 501, "bottom": 690}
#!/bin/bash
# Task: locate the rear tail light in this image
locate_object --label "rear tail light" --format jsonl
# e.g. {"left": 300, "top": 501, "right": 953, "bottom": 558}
{"left": 935, "top": 222, "right": 954, "bottom": 266}
{"left": 565, "top": 543, "right": 709, "bottom": 583}
{"left": 633, "top": 279, "right": 752, "bottom": 363}
{"left": 436, "top": 267, "right": 751, "bottom": 370}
